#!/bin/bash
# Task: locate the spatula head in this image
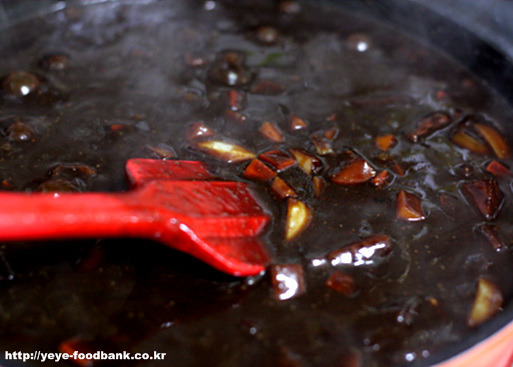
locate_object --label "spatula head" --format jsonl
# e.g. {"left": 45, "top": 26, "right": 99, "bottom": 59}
{"left": 125, "top": 159, "right": 271, "bottom": 276}
{"left": 126, "top": 159, "right": 213, "bottom": 186}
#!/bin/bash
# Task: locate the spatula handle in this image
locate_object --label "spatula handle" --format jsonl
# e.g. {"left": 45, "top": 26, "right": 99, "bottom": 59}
{"left": 0, "top": 191, "right": 160, "bottom": 242}
{"left": 0, "top": 177, "right": 271, "bottom": 276}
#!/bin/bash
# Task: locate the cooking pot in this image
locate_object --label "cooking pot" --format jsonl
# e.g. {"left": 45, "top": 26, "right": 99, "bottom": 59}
{"left": 0, "top": 1, "right": 512, "bottom": 366}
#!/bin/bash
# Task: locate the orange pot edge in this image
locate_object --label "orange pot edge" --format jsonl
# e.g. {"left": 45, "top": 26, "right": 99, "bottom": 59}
{"left": 435, "top": 320, "right": 513, "bottom": 367}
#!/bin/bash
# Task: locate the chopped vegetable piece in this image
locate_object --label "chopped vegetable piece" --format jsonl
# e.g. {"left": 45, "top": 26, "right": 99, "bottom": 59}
{"left": 331, "top": 158, "right": 376, "bottom": 185}
{"left": 391, "top": 162, "right": 405, "bottom": 177}
{"left": 477, "top": 223, "right": 506, "bottom": 251}
{"left": 285, "top": 198, "right": 311, "bottom": 241}
{"left": 323, "top": 127, "right": 339, "bottom": 140}
{"left": 468, "top": 277, "right": 503, "bottom": 327}
{"left": 312, "top": 175, "right": 325, "bottom": 197}
{"left": 36, "top": 178, "right": 81, "bottom": 193}
{"left": 271, "top": 176, "right": 297, "bottom": 199}
{"left": 6, "top": 120, "right": 35, "bottom": 142}
{"left": 195, "top": 140, "right": 255, "bottom": 163}
{"left": 250, "top": 80, "right": 285, "bottom": 95}
{"left": 259, "top": 150, "right": 296, "bottom": 171}
{"left": 51, "top": 163, "right": 97, "bottom": 180}
{"left": 326, "top": 270, "right": 357, "bottom": 295}
{"left": 147, "top": 144, "right": 177, "bottom": 159}
{"left": 396, "top": 191, "right": 425, "bottom": 221}
{"left": 59, "top": 336, "right": 95, "bottom": 367}
{"left": 310, "top": 133, "right": 334, "bottom": 155}
{"left": 186, "top": 121, "right": 215, "bottom": 141}
{"left": 461, "top": 179, "right": 504, "bottom": 220}
{"left": 452, "top": 130, "right": 489, "bottom": 155}
{"left": 371, "top": 170, "right": 389, "bottom": 187}
{"left": 474, "top": 123, "right": 511, "bottom": 159}
{"left": 289, "top": 115, "right": 308, "bottom": 131}
{"left": 375, "top": 134, "right": 397, "bottom": 151}
{"left": 207, "top": 50, "right": 253, "bottom": 87}
{"left": 270, "top": 263, "right": 306, "bottom": 301}
{"left": 485, "top": 160, "right": 511, "bottom": 177}
{"left": 259, "top": 121, "right": 283, "bottom": 143}
{"left": 223, "top": 110, "right": 247, "bottom": 124}
{"left": 329, "top": 235, "right": 391, "bottom": 266}
{"left": 228, "top": 90, "right": 246, "bottom": 111}
{"left": 1, "top": 71, "right": 41, "bottom": 97}
{"left": 374, "top": 153, "right": 406, "bottom": 177}
{"left": 243, "top": 159, "right": 277, "bottom": 181}
{"left": 288, "top": 148, "right": 322, "bottom": 175}
{"left": 408, "top": 111, "right": 451, "bottom": 142}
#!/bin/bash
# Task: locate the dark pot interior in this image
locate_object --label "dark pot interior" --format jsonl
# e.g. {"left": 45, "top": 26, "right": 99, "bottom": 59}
{"left": 0, "top": 1, "right": 512, "bottom": 366}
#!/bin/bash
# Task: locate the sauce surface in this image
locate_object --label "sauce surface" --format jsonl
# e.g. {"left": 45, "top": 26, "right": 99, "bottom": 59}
{"left": 1, "top": 1, "right": 513, "bottom": 366}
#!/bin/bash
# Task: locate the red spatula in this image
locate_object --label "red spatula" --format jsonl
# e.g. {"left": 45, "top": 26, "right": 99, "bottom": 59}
{"left": 0, "top": 159, "right": 271, "bottom": 276}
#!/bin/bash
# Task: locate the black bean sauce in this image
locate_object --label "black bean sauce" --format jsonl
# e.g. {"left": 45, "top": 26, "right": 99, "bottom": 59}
{"left": 1, "top": 1, "right": 513, "bottom": 366}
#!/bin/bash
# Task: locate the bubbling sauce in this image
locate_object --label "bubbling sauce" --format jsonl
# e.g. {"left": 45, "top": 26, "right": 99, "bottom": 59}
{"left": 1, "top": 1, "right": 513, "bottom": 366}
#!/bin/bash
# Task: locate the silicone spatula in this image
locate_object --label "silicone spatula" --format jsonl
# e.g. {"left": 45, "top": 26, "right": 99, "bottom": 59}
{"left": 0, "top": 159, "right": 270, "bottom": 276}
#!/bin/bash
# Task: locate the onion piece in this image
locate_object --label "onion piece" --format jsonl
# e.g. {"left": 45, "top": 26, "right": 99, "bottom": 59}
{"left": 460, "top": 178, "right": 504, "bottom": 220}
{"left": 147, "top": 144, "right": 176, "bottom": 159}
{"left": 243, "top": 159, "right": 277, "bottom": 181}
{"left": 285, "top": 198, "right": 311, "bottom": 241}
{"left": 371, "top": 170, "right": 389, "bottom": 187}
{"left": 310, "top": 133, "right": 334, "bottom": 155}
{"left": 195, "top": 140, "right": 255, "bottom": 163}
{"left": 187, "top": 121, "right": 215, "bottom": 141}
{"left": 288, "top": 148, "right": 322, "bottom": 175}
{"left": 331, "top": 158, "right": 376, "bottom": 185}
{"left": 474, "top": 123, "right": 511, "bottom": 159}
{"left": 271, "top": 177, "right": 297, "bottom": 199}
{"left": 477, "top": 223, "right": 506, "bottom": 251}
{"left": 468, "top": 277, "right": 503, "bottom": 327}
{"left": 485, "top": 160, "right": 511, "bottom": 177}
{"left": 326, "top": 270, "right": 357, "bottom": 295}
{"left": 452, "top": 130, "right": 489, "bottom": 155}
{"left": 375, "top": 134, "right": 397, "bottom": 151}
{"left": 259, "top": 150, "right": 296, "bottom": 171}
{"left": 223, "top": 110, "right": 247, "bottom": 124}
{"left": 323, "top": 126, "right": 339, "bottom": 140}
{"left": 228, "top": 90, "right": 246, "bottom": 111}
{"left": 396, "top": 191, "right": 425, "bottom": 221}
{"left": 408, "top": 111, "right": 451, "bottom": 142}
{"left": 259, "top": 121, "right": 283, "bottom": 143}
{"left": 289, "top": 115, "right": 308, "bottom": 131}
{"left": 312, "top": 176, "right": 326, "bottom": 197}
{"left": 328, "top": 235, "right": 391, "bottom": 266}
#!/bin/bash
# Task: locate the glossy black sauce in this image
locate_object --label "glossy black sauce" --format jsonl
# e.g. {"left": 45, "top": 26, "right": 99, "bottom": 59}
{"left": 1, "top": 1, "right": 513, "bottom": 366}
